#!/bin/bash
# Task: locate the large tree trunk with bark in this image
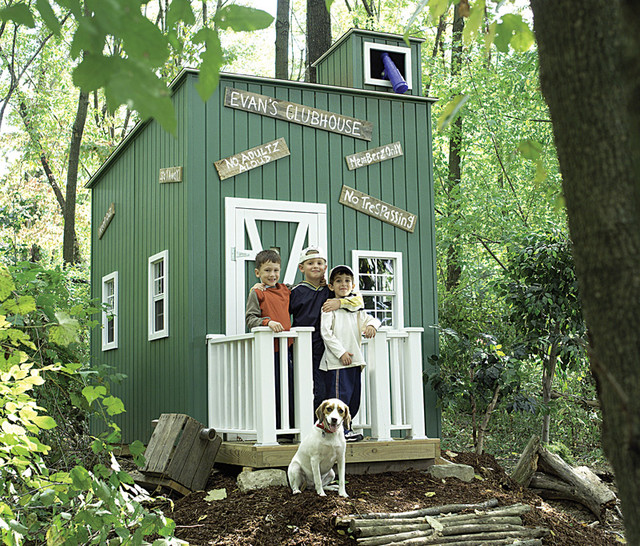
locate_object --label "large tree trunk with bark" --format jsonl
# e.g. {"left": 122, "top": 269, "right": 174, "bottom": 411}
{"left": 275, "top": 0, "right": 289, "bottom": 79}
{"left": 445, "top": 3, "right": 465, "bottom": 292}
{"left": 63, "top": 89, "right": 89, "bottom": 265}
{"left": 305, "top": 0, "right": 331, "bottom": 83}
{"left": 530, "top": 0, "right": 640, "bottom": 541}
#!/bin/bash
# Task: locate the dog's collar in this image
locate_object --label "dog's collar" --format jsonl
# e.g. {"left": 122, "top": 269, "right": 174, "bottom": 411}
{"left": 316, "top": 422, "right": 336, "bottom": 433}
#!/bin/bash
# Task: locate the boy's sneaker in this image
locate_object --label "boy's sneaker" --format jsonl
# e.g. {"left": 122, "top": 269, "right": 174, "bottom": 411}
{"left": 344, "top": 429, "right": 363, "bottom": 442}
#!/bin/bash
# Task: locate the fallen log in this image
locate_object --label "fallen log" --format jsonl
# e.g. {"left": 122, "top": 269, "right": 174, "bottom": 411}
{"left": 335, "top": 499, "right": 499, "bottom": 527}
{"left": 535, "top": 446, "right": 617, "bottom": 520}
{"left": 358, "top": 526, "right": 549, "bottom": 545}
{"left": 354, "top": 517, "right": 523, "bottom": 538}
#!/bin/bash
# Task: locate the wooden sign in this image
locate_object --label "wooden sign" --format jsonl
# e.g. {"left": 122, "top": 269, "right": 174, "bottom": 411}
{"left": 339, "top": 185, "right": 417, "bottom": 233}
{"left": 224, "top": 87, "right": 373, "bottom": 141}
{"left": 214, "top": 137, "right": 290, "bottom": 180}
{"left": 98, "top": 203, "right": 115, "bottom": 239}
{"left": 159, "top": 166, "right": 183, "bottom": 183}
{"left": 345, "top": 141, "right": 403, "bottom": 170}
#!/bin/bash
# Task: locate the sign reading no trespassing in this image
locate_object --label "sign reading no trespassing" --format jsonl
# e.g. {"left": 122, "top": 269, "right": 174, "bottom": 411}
{"left": 224, "top": 87, "right": 373, "bottom": 141}
{"left": 214, "top": 138, "right": 290, "bottom": 180}
{"left": 339, "top": 185, "right": 417, "bottom": 233}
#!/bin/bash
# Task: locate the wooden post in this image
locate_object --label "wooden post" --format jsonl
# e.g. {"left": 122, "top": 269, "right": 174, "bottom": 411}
{"left": 369, "top": 328, "right": 392, "bottom": 440}
{"left": 252, "top": 327, "right": 278, "bottom": 446}
{"left": 404, "top": 327, "right": 427, "bottom": 439}
{"left": 292, "top": 327, "right": 314, "bottom": 440}
{"left": 206, "top": 334, "right": 225, "bottom": 433}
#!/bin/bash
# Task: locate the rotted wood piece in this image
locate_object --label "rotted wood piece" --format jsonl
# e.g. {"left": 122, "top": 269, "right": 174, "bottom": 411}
{"left": 140, "top": 413, "right": 221, "bottom": 494}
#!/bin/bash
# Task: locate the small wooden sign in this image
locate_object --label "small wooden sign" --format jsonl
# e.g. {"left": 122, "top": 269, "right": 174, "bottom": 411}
{"left": 345, "top": 141, "right": 403, "bottom": 170}
{"left": 159, "top": 166, "right": 183, "bottom": 183}
{"left": 98, "top": 203, "right": 115, "bottom": 239}
{"left": 214, "top": 137, "right": 290, "bottom": 180}
{"left": 224, "top": 87, "right": 373, "bottom": 141}
{"left": 339, "top": 185, "right": 417, "bottom": 233}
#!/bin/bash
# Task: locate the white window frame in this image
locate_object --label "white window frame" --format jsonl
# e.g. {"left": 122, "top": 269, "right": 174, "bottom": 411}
{"left": 148, "top": 250, "right": 169, "bottom": 341}
{"left": 363, "top": 42, "right": 413, "bottom": 91}
{"left": 352, "top": 250, "right": 404, "bottom": 329}
{"left": 101, "top": 271, "right": 118, "bottom": 351}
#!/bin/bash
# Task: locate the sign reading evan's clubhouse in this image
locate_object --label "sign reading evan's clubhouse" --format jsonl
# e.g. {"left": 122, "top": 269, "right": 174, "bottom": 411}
{"left": 214, "top": 138, "right": 290, "bottom": 180}
{"left": 339, "top": 185, "right": 417, "bottom": 233}
{"left": 224, "top": 88, "right": 373, "bottom": 141}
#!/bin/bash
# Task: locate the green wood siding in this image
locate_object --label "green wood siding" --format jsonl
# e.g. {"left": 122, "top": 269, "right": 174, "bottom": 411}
{"left": 90, "top": 67, "right": 440, "bottom": 443}
{"left": 315, "top": 29, "right": 424, "bottom": 97}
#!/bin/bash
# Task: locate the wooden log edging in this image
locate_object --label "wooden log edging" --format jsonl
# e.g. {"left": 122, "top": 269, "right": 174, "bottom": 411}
{"left": 335, "top": 500, "right": 549, "bottom": 546}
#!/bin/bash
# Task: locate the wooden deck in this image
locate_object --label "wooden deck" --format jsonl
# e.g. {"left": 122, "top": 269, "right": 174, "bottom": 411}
{"left": 216, "top": 438, "right": 440, "bottom": 474}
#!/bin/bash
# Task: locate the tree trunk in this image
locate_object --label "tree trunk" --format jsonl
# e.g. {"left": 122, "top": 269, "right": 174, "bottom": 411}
{"left": 63, "top": 89, "right": 89, "bottom": 265}
{"left": 275, "top": 0, "right": 289, "bottom": 79}
{"left": 510, "top": 434, "right": 540, "bottom": 487}
{"left": 445, "top": 3, "right": 465, "bottom": 292}
{"left": 540, "top": 338, "right": 558, "bottom": 444}
{"left": 305, "top": 0, "right": 331, "bottom": 83}
{"left": 530, "top": 2, "right": 640, "bottom": 540}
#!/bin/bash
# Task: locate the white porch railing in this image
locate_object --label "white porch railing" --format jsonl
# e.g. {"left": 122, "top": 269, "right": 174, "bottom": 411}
{"left": 206, "top": 326, "right": 426, "bottom": 446}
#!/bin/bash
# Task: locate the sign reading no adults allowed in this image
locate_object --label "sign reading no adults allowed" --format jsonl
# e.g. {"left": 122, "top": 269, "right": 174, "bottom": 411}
{"left": 339, "top": 185, "right": 417, "bottom": 233}
{"left": 214, "top": 138, "right": 290, "bottom": 180}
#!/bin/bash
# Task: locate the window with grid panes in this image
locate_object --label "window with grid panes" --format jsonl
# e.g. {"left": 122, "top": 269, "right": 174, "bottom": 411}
{"left": 102, "top": 271, "right": 118, "bottom": 350}
{"left": 352, "top": 251, "right": 403, "bottom": 328}
{"left": 148, "top": 250, "right": 168, "bottom": 340}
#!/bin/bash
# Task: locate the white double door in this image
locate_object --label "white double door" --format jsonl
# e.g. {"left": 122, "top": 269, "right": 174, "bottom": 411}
{"left": 225, "top": 197, "right": 328, "bottom": 334}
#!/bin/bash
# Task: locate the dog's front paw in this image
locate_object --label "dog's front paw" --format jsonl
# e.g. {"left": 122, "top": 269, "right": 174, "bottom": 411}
{"left": 317, "top": 490, "right": 327, "bottom": 497}
{"left": 339, "top": 490, "right": 348, "bottom": 498}
{"left": 292, "top": 489, "right": 301, "bottom": 495}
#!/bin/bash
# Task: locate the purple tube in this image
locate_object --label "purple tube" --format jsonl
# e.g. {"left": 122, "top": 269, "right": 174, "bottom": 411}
{"left": 380, "top": 52, "right": 408, "bottom": 94}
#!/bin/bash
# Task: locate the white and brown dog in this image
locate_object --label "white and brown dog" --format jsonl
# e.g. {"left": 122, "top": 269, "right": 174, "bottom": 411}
{"left": 287, "top": 398, "right": 350, "bottom": 497}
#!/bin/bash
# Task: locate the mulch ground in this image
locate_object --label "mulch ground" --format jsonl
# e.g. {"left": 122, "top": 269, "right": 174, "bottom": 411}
{"left": 163, "top": 452, "right": 622, "bottom": 545}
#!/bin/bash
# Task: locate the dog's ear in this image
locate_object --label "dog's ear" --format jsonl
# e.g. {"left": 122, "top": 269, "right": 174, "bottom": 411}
{"left": 344, "top": 404, "right": 352, "bottom": 431}
{"left": 315, "top": 401, "right": 326, "bottom": 423}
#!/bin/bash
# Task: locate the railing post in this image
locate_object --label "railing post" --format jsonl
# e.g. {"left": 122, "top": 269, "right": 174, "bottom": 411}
{"left": 404, "top": 327, "right": 427, "bottom": 439}
{"left": 291, "top": 327, "right": 314, "bottom": 440}
{"left": 252, "top": 327, "right": 278, "bottom": 446}
{"left": 206, "top": 334, "right": 225, "bottom": 432}
{"left": 369, "top": 327, "right": 392, "bottom": 441}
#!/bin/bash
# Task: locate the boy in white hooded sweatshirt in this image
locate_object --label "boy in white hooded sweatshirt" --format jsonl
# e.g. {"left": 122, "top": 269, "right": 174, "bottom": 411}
{"left": 320, "top": 265, "right": 380, "bottom": 441}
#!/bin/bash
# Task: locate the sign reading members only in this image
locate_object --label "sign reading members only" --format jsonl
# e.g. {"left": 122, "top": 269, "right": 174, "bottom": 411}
{"left": 339, "top": 185, "right": 417, "bottom": 233}
{"left": 214, "top": 137, "right": 290, "bottom": 180}
{"left": 345, "top": 141, "right": 403, "bottom": 170}
{"left": 224, "top": 88, "right": 373, "bottom": 141}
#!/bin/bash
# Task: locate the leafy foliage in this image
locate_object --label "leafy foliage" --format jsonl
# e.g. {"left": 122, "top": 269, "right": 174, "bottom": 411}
{"left": 0, "top": 1, "right": 274, "bottom": 133}
{"left": 0, "top": 263, "right": 182, "bottom": 544}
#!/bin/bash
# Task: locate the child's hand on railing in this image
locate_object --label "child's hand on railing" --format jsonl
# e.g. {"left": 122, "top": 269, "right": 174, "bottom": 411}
{"left": 364, "top": 325, "right": 377, "bottom": 338}
{"left": 268, "top": 320, "right": 285, "bottom": 332}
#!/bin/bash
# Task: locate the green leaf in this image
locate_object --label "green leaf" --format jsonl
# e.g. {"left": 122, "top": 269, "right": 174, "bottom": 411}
{"left": 462, "top": 0, "right": 484, "bottom": 45}
{"left": 518, "top": 139, "right": 543, "bottom": 161}
{"left": 50, "top": 311, "right": 80, "bottom": 346}
{"left": 194, "top": 29, "right": 223, "bottom": 102}
{"left": 129, "top": 440, "right": 145, "bottom": 456}
{"left": 437, "top": 94, "right": 469, "bottom": 131}
{"left": 166, "top": 0, "right": 195, "bottom": 28}
{"left": 0, "top": 4, "right": 35, "bottom": 27}
{"left": 213, "top": 5, "right": 274, "bottom": 31}
{"left": 32, "top": 415, "right": 57, "bottom": 430}
{"left": 70, "top": 466, "right": 92, "bottom": 491}
{"left": 82, "top": 385, "right": 107, "bottom": 406}
{"left": 103, "top": 396, "right": 125, "bottom": 416}
{"left": 36, "top": 0, "right": 60, "bottom": 35}
{"left": 495, "top": 14, "right": 534, "bottom": 53}
{"left": 73, "top": 54, "right": 115, "bottom": 91}
{"left": 0, "top": 267, "right": 15, "bottom": 300}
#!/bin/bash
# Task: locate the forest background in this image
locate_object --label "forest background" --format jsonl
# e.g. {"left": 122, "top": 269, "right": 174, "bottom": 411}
{"left": 0, "top": 0, "right": 625, "bottom": 543}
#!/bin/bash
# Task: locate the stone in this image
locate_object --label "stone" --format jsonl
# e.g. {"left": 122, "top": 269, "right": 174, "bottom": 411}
{"left": 237, "top": 469, "right": 289, "bottom": 493}
{"left": 428, "top": 461, "right": 475, "bottom": 483}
